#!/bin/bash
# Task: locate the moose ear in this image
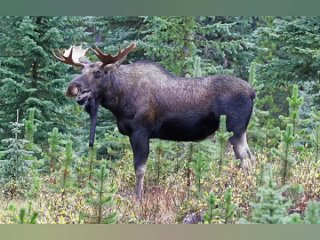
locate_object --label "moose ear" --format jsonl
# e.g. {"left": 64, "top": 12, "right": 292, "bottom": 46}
{"left": 101, "top": 62, "right": 118, "bottom": 72}
{"left": 101, "top": 57, "right": 126, "bottom": 70}
{"left": 114, "top": 55, "right": 128, "bottom": 66}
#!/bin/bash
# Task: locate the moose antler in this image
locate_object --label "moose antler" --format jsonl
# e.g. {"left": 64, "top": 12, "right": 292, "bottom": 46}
{"left": 91, "top": 42, "right": 136, "bottom": 66}
{"left": 53, "top": 45, "right": 89, "bottom": 67}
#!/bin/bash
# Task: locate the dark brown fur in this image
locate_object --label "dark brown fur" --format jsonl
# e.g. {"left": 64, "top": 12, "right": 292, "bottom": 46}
{"left": 67, "top": 60, "right": 256, "bottom": 200}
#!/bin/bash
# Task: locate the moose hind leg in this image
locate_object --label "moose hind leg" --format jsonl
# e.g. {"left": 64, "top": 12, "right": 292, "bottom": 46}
{"left": 229, "top": 132, "right": 255, "bottom": 170}
{"left": 130, "top": 130, "right": 150, "bottom": 201}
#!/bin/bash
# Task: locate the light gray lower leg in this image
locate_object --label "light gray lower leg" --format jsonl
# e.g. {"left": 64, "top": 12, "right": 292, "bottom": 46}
{"left": 230, "top": 132, "right": 255, "bottom": 170}
{"left": 135, "top": 164, "right": 146, "bottom": 201}
{"left": 130, "top": 129, "right": 150, "bottom": 201}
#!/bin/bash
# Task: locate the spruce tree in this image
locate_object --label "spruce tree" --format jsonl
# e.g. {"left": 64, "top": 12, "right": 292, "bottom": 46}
{"left": 0, "top": 110, "right": 33, "bottom": 183}
{"left": 16, "top": 205, "right": 38, "bottom": 224}
{"left": 247, "top": 62, "right": 271, "bottom": 149}
{"left": 310, "top": 109, "right": 320, "bottom": 162}
{"left": 304, "top": 201, "right": 320, "bottom": 224}
{"left": 7, "top": 202, "right": 38, "bottom": 224}
{"left": 86, "top": 161, "right": 117, "bottom": 224}
{"left": 190, "top": 151, "right": 209, "bottom": 196}
{"left": 46, "top": 127, "right": 63, "bottom": 174}
{"left": 249, "top": 168, "right": 294, "bottom": 224}
{"left": 203, "top": 192, "right": 218, "bottom": 224}
{"left": 197, "top": 16, "right": 260, "bottom": 78}
{"left": 0, "top": 16, "right": 87, "bottom": 144}
{"left": 221, "top": 187, "right": 235, "bottom": 224}
{"left": 280, "top": 84, "right": 305, "bottom": 136}
{"left": 280, "top": 124, "right": 295, "bottom": 185}
{"left": 88, "top": 16, "right": 260, "bottom": 78}
{"left": 24, "top": 108, "right": 41, "bottom": 157}
{"left": 23, "top": 108, "right": 42, "bottom": 199}
{"left": 61, "top": 138, "right": 73, "bottom": 198}
{"left": 255, "top": 17, "right": 320, "bottom": 108}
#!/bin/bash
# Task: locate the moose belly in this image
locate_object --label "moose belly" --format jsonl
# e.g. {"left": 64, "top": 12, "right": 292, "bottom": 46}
{"left": 152, "top": 111, "right": 219, "bottom": 141}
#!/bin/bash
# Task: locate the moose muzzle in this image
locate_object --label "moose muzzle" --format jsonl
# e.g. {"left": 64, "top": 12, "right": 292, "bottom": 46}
{"left": 66, "top": 84, "right": 91, "bottom": 105}
{"left": 66, "top": 85, "right": 79, "bottom": 97}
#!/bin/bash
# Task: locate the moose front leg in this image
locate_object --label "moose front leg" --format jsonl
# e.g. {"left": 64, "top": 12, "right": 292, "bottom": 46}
{"left": 129, "top": 130, "right": 150, "bottom": 201}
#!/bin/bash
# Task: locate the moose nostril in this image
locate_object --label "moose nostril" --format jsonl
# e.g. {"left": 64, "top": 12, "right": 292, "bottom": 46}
{"left": 66, "top": 86, "right": 79, "bottom": 97}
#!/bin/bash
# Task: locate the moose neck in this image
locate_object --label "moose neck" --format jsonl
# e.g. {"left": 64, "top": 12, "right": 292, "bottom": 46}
{"left": 99, "top": 67, "right": 131, "bottom": 119}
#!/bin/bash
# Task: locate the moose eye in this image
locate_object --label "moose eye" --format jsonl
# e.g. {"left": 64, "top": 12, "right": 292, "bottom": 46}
{"left": 94, "top": 70, "right": 102, "bottom": 79}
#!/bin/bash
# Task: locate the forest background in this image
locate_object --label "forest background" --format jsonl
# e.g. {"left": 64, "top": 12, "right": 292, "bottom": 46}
{"left": 0, "top": 16, "right": 320, "bottom": 224}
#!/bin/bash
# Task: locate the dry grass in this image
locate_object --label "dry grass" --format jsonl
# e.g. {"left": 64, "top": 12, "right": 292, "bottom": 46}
{"left": 1, "top": 151, "right": 319, "bottom": 224}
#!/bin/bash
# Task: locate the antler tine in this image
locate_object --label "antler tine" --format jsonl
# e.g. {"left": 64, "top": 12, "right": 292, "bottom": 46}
{"left": 63, "top": 47, "right": 77, "bottom": 65}
{"left": 115, "top": 42, "right": 136, "bottom": 60}
{"left": 92, "top": 42, "right": 137, "bottom": 66}
{"left": 91, "top": 44, "right": 115, "bottom": 65}
{"left": 53, "top": 45, "right": 88, "bottom": 68}
{"left": 52, "top": 49, "right": 66, "bottom": 62}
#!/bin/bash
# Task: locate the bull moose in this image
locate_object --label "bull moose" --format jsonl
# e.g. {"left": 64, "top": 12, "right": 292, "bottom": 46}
{"left": 53, "top": 42, "right": 256, "bottom": 200}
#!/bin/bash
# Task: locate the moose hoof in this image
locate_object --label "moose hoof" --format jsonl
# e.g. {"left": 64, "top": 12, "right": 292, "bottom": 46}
{"left": 240, "top": 158, "right": 254, "bottom": 174}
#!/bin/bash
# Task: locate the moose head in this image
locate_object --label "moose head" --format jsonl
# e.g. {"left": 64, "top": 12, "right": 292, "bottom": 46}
{"left": 53, "top": 43, "right": 136, "bottom": 147}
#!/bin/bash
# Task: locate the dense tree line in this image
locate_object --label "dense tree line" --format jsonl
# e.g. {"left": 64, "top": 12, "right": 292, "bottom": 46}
{"left": 1, "top": 17, "right": 319, "bottom": 148}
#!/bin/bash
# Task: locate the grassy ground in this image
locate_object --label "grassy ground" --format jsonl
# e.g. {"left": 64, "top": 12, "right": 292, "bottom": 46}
{"left": 1, "top": 146, "right": 319, "bottom": 224}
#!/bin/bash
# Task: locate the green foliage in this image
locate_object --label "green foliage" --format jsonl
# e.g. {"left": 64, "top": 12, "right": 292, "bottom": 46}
{"left": 0, "top": 17, "right": 84, "bottom": 143}
{"left": 255, "top": 17, "right": 320, "bottom": 105}
{"left": 256, "top": 160, "right": 266, "bottom": 187}
{"left": 193, "top": 56, "right": 202, "bottom": 78}
{"left": 143, "top": 17, "right": 198, "bottom": 76}
{"left": 304, "top": 201, "right": 320, "bottom": 224}
{"left": 216, "top": 115, "right": 233, "bottom": 172}
{"left": 24, "top": 109, "right": 38, "bottom": 151}
{"left": 153, "top": 140, "right": 163, "bottom": 184}
{"left": 222, "top": 187, "right": 236, "bottom": 223}
{"left": 23, "top": 109, "right": 42, "bottom": 174}
{"left": 203, "top": 188, "right": 235, "bottom": 224}
{"left": 203, "top": 192, "right": 218, "bottom": 223}
{"left": 103, "top": 127, "right": 131, "bottom": 161}
{"left": 78, "top": 16, "right": 258, "bottom": 79}
{"left": 7, "top": 203, "right": 38, "bottom": 224}
{"left": 247, "top": 168, "right": 295, "bottom": 224}
{"left": 88, "top": 145, "right": 97, "bottom": 181}
{"left": 141, "top": 17, "right": 258, "bottom": 77}
{"left": 26, "top": 172, "right": 41, "bottom": 200}
{"left": 17, "top": 206, "right": 38, "bottom": 224}
{"left": 280, "top": 84, "right": 305, "bottom": 136}
{"left": 280, "top": 124, "right": 295, "bottom": 185}
{"left": 247, "top": 62, "right": 271, "bottom": 150}
{"left": 186, "top": 143, "right": 194, "bottom": 195}
{"left": 61, "top": 138, "right": 73, "bottom": 196}
{"left": 46, "top": 127, "right": 63, "bottom": 174}
{"left": 190, "top": 151, "right": 210, "bottom": 196}
{"left": 310, "top": 109, "right": 320, "bottom": 162}
{"left": 86, "top": 161, "right": 117, "bottom": 224}
{"left": 75, "top": 156, "right": 87, "bottom": 188}
{"left": 0, "top": 110, "right": 33, "bottom": 183}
